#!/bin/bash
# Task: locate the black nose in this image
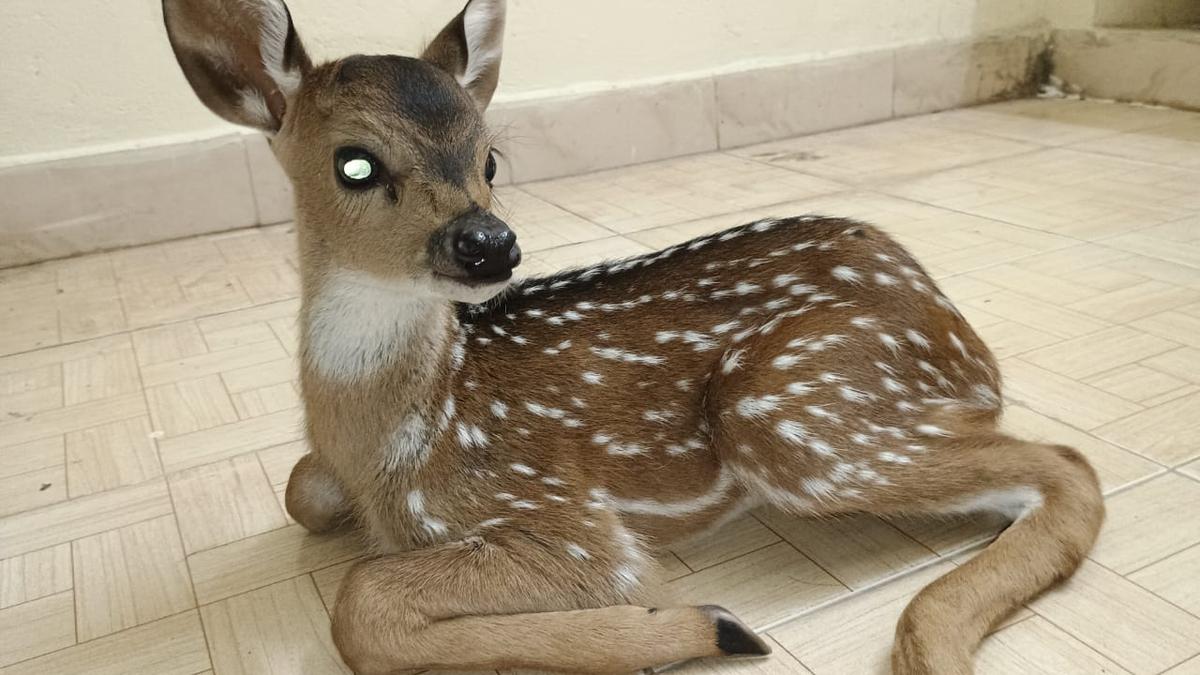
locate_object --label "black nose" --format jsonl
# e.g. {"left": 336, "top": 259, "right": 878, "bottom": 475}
{"left": 453, "top": 220, "right": 521, "bottom": 279}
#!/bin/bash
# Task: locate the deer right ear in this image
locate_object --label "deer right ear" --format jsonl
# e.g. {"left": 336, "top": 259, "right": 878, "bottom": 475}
{"left": 162, "top": 0, "right": 311, "bottom": 133}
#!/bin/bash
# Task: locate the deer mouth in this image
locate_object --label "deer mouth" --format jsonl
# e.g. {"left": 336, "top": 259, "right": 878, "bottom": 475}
{"left": 434, "top": 270, "right": 513, "bottom": 288}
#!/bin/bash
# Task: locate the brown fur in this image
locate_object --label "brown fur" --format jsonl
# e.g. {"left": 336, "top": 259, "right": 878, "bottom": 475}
{"left": 162, "top": 1, "right": 1105, "bottom": 673}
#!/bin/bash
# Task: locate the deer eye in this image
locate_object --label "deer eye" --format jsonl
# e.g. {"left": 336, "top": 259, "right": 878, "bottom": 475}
{"left": 484, "top": 150, "right": 497, "bottom": 184}
{"left": 335, "top": 147, "right": 379, "bottom": 188}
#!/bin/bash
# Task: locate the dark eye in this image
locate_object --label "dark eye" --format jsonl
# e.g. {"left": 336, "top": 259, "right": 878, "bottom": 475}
{"left": 335, "top": 147, "right": 379, "bottom": 189}
{"left": 484, "top": 150, "right": 497, "bottom": 184}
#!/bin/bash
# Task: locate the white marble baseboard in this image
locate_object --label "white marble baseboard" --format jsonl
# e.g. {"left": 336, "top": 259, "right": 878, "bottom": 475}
{"left": 1, "top": 31, "right": 1045, "bottom": 268}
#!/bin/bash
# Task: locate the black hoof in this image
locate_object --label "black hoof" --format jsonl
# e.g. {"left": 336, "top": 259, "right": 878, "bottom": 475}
{"left": 700, "top": 605, "right": 772, "bottom": 657}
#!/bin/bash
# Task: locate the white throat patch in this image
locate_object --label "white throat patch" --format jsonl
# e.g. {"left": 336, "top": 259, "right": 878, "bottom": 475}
{"left": 305, "top": 269, "right": 443, "bottom": 382}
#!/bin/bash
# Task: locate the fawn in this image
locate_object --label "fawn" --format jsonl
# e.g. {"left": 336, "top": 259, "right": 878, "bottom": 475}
{"left": 162, "top": 0, "right": 1105, "bottom": 672}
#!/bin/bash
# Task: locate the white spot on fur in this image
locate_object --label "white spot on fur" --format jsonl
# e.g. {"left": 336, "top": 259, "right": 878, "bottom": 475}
{"left": 407, "top": 490, "right": 448, "bottom": 537}
{"left": 941, "top": 486, "right": 1044, "bottom": 521}
{"left": 776, "top": 420, "right": 809, "bottom": 444}
{"left": 831, "top": 266, "right": 862, "bottom": 283}
{"left": 510, "top": 463, "right": 537, "bottom": 476}
{"left": 737, "top": 395, "right": 782, "bottom": 418}
{"left": 490, "top": 400, "right": 508, "bottom": 418}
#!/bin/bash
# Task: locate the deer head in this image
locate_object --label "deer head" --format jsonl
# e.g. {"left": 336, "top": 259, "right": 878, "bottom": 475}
{"left": 162, "top": 0, "right": 519, "bottom": 303}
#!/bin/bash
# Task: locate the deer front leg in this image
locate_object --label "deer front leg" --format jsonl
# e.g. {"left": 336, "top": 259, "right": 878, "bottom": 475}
{"left": 332, "top": 534, "right": 769, "bottom": 674}
{"left": 285, "top": 453, "right": 352, "bottom": 533}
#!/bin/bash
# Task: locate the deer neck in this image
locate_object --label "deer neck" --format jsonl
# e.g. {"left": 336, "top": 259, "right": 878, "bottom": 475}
{"left": 297, "top": 252, "right": 461, "bottom": 484}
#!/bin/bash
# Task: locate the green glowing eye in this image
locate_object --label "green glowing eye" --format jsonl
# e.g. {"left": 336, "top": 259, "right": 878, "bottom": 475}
{"left": 342, "top": 158, "right": 373, "bottom": 181}
{"left": 334, "top": 147, "right": 380, "bottom": 189}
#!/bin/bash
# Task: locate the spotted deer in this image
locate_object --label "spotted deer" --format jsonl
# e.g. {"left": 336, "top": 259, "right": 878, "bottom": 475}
{"left": 162, "top": 0, "right": 1105, "bottom": 672}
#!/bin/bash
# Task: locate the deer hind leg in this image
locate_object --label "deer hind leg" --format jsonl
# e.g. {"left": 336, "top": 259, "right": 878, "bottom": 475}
{"left": 332, "top": 534, "right": 769, "bottom": 674}
{"left": 284, "top": 453, "right": 352, "bottom": 533}
{"left": 855, "top": 435, "right": 1104, "bottom": 675}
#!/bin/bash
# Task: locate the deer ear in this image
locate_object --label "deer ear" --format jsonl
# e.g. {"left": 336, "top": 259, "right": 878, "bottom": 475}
{"left": 422, "top": 0, "right": 506, "bottom": 111}
{"left": 162, "top": 0, "right": 311, "bottom": 132}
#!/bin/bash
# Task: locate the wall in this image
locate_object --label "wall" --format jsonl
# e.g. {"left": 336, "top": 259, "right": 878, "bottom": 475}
{"left": 0, "top": 0, "right": 1045, "bottom": 165}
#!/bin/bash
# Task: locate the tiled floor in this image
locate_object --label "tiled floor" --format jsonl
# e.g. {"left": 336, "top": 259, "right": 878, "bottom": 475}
{"left": 2, "top": 98, "right": 1200, "bottom": 674}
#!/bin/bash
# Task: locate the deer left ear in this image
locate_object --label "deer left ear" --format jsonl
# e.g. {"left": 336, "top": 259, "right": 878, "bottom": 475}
{"left": 422, "top": 0, "right": 506, "bottom": 111}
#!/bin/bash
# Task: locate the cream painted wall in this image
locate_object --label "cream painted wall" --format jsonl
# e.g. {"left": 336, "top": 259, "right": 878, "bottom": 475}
{"left": 0, "top": 0, "right": 1047, "bottom": 163}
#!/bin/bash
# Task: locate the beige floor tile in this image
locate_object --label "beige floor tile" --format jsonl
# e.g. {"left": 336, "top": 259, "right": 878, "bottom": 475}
{"left": 1089, "top": 473, "right": 1200, "bottom": 574}
{"left": 188, "top": 524, "right": 362, "bottom": 604}
{"left": 200, "top": 575, "right": 351, "bottom": 675}
{"left": 0, "top": 464, "right": 66, "bottom": 518}
{"left": 0, "top": 334, "right": 131, "bottom": 378}
{"left": 194, "top": 298, "right": 300, "bottom": 337}
{"left": 235, "top": 264, "right": 300, "bottom": 305}
{"left": 0, "top": 591, "right": 75, "bottom": 668}
{"left": 1103, "top": 233, "right": 1200, "bottom": 273}
{"left": 311, "top": 560, "right": 354, "bottom": 611}
{"left": 0, "top": 544, "right": 72, "bottom": 609}
{"left": 130, "top": 321, "right": 209, "bottom": 367}
{"left": 941, "top": 98, "right": 1187, "bottom": 146}
{"left": 1001, "top": 358, "right": 1143, "bottom": 431}
{"left": 72, "top": 515, "right": 195, "bottom": 640}
{"left": 1181, "top": 459, "right": 1200, "bottom": 482}
{"left": 201, "top": 320, "right": 279, "bottom": 353}
{"left": 0, "top": 610, "right": 210, "bottom": 675}
{"left": 1132, "top": 310, "right": 1200, "bottom": 349}
{"left": 140, "top": 339, "right": 287, "bottom": 388}
{"left": 1109, "top": 254, "right": 1200, "bottom": 292}
{"left": 1144, "top": 347, "right": 1200, "bottom": 384}
{"left": 1094, "top": 391, "right": 1200, "bottom": 466}
{"left": 0, "top": 307, "right": 59, "bottom": 357}
{"left": 1069, "top": 280, "right": 1200, "bottom": 324}
{"left": 733, "top": 118, "right": 1034, "bottom": 185}
{"left": 1073, "top": 117, "right": 1200, "bottom": 170}
{"left": 520, "top": 236, "right": 654, "bottom": 278}
{"left": 0, "top": 364, "right": 62, "bottom": 419}
{"left": 220, "top": 357, "right": 296, "bottom": 394}
{"left": 883, "top": 149, "right": 1199, "bottom": 241}
{"left": 0, "top": 436, "right": 62, "bottom": 483}
{"left": 1021, "top": 326, "right": 1178, "bottom": 380}
{"left": 64, "top": 416, "right": 160, "bottom": 497}
{"left": 493, "top": 186, "right": 615, "bottom": 252}
{"left": 257, "top": 441, "right": 307, "bottom": 489}
{"left": 999, "top": 405, "right": 1163, "bottom": 493}
{"left": 770, "top": 559, "right": 954, "bottom": 674}
{"left": 664, "top": 542, "right": 847, "bottom": 628}
{"left": 157, "top": 406, "right": 303, "bottom": 473}
{"left": 655, "top": 551, "right": 692, "bottom": 582}
{"left": 968, "top": 263, "right": 1107, "bottom": 305}
{"left": 269, "top": 317, "right": 299, "bottom": 356}
{"left": 168, "top": 454, "right": 286, "bottom": 553}
{"left": 756, "top": 511, "right": 935, "bottom": 590}
{"left": 57, "top": 298, "right": 127, "bottom": 344}
{"left": 961, "top": 291, "right": 1111, "bottom": 340}
{"left": 975, "top": 615, "right": 1131, "bottom": 675}
{"left": 1166, "top": 655, "right": 1200, "bottom": 675}
{"left": 61, "top": 343, "right": 139, "bottom": 401}
{"left": 231, "top": 382, "right": 300, "bottom": 419}
{"left": 1029, "top": 559, "right": 1200, "bottom": 675}
{"left": 671, "top": 637, "right": 811, "bottom": 674}
{"left": 1128, "top": 543, "right": 1200, "bottom": 617}
{"left": 885, "top": 513, "right": 1009, "bottom": 556}
{"left": 0, "top": 479, "right": 173, "bottom": 558}
{"left": 973, "top": 319, "right": 1069, "bottom": 360}
{"left": 0, "top": 392, "right": 146, "bottom": 450}
{"left": 1085, "top": 363, "right": 1192, "bottom": 403}
{"left": 668, "top": 515, "right": 780, "bottom": 571}
{"left": 146, "top": 374, "right": 240, "bottom": 437}
{"left": 522, "top": 153, "right": 846, "bottom": 235}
